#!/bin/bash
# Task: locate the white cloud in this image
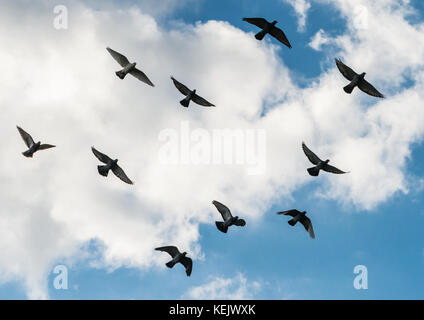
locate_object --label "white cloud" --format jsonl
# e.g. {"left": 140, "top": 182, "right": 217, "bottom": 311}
{"left": 183, "top": 273, "right": 261, "bottom": 299}
{"left": 283, "top": 0, "right": 311, "bottom": 32}
{"left": 0, "top": 0, "right": 424, "bottom": 298}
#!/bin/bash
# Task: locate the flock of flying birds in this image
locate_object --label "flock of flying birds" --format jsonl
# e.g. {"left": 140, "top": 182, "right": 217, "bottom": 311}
{"left": 15, "top": 17, "right": 385, "bottom": 277}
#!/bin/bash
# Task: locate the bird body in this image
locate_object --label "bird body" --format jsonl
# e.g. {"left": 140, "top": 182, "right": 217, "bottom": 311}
{"left": 243, "top": 18, "right": 292, "bottom": 48}
{"left": 277, "top": 209, "right": 315, "bottom": 239}
{"left": 212, "top": 200, "right": 246, "bottom": 233}
{"left": 302, "top": 142, "right": 348, "bottom": 176}
{"left": 106, "top": 47, "right": 155, "bottom": 86}
{"left": 155, "top": 246, "right": 192, "bottom": 276}
{"left": 171, "top": 76, "right": 215, "bottom": 108}
{"left": 91, "top": 147, "right": 133, "bottom": 184}
{"left": 17, "top": 126, "right": 55, "bottom": 158}
{"left": 335, "top": 59, "right": 384, "bottom": 98}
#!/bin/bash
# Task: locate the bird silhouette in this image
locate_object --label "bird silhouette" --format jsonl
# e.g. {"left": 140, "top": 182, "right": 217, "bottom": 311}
{"left": 170, "top": 76, "right": 215, "bottom": 108}
{"left": 106, "top": 47, "right": 154, "bottom": 87}
{"left": 17, "top": 126, "right": 55, "bottom": 158}
{"left": 155, "top": 246, "right": 192, "bottom": 276}
{"left": 91, "top": 146, "right": 133, "bottom": 184}
{"left": 302, "top": 142, "right": 349, "bottom": 176}
{"left": 335, "top": 58, "right": 384, "bottom": 98}
{"left": 242, "top": 17, "right": 292, "bottom": 48}
{"left": 277, "top": 209, "right": 315, "bottom": 239}
{"left": 212, "top": 200, "right": 246, "bottom": 233}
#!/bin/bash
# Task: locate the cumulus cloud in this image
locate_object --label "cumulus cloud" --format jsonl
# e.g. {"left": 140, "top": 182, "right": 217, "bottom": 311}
{"left": 0, "top": 0, "right": 424, "bottom": 298}
{"left": 283, "top": 0, "right": 311, "bottom": 32}
{"left": 183, "top": 273, "right": 261, "bottom": 299}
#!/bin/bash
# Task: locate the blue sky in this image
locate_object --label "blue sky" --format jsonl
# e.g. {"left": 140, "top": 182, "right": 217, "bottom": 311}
{"left": 0, "top": 0, "right": 423, "bottom": 299}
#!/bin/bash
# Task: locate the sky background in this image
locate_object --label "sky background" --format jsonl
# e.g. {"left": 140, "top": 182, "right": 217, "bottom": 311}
{"left": 0, "top": 0, "right": 423, "bottom": 299}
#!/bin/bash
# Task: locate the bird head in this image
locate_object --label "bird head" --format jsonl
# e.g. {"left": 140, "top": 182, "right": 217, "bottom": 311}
{"left": 36, "top": 141, "right": 41, "bottom": 147}
{"left": 325, "top": 159, "right": 330, "bottom": 164}
{"left": 182, "top": 252, "right": 187, "bottom": 256}
{"left": 302, "top": 211, "right": 307, "bottom": 215}
{"left": 271, "top": 20, "right": 278, "bottom": 25}
{"left": 360, "top": 72, "right": 366, "bottom": 77}
{"left": 192, "top": 89, "right": 197, "bottom": 94}
{"left": 113, "top": 159, "right": 118, "bottom": 164}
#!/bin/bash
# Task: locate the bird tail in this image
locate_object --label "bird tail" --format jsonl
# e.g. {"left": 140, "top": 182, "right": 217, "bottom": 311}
{"left": 215, "top": 221, "right": 228, "bottom": 233}
{"left": 288, "top": 218, "right": 297, "bottom": 226}
{"left": 307, "top": 166, "right": 320, "bottom": 176}
{"left": 115, "top": 70, "right": 127, "bottom": 79}
{"left": 343, "top": 82, "right": 355, "bottom": 94}
{"left": 255, "top": 30, "right": 267, "bottom": 40}
{"left": 97, "top": 165, "right": 109, "bottom": 177}
{"left": 166, "top": 260, "right": 176, "bottom": 268}
{"left": 180, "top": 98, "right": 190, "bottom": 108}
{"left": 22, "top": 150, "right": 33, "bottom": 158}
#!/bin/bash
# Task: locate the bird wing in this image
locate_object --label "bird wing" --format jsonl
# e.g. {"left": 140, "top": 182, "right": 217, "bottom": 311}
{"left": 180, "top": 257, "right": 193, "bottom": 276}
{"left": 322, "top": 163, "right": 349, "bottom": 174}
{"left": 269, "top": 26, "right": 292, "bottom": 48}
{"left": 234, "top": 218, "right": 246, "bottom": 227}
{"left": 91, "top": 147, "right": 112, "bottom": 164}
{"left": 302, "top": 142, "right": 322, "bottom": 165}
{"left": 170, "top": 76, "right": 191, "bottom": 96}
{"left": 112, "top": 164, "right": 133, "bottom": 185}
{"left": 335, "top": 58, "right": 357, "bottom": 81}
{"left": 192, "top": 93, "right": 215, "bottom": 107}
{"left": 155, "top": 246, "right": 180, "bottom": 258}
{"left": 300, "top": 216, "right": 315, "bottom": 239}
{"left": 106, "top": 47, "right": 130, "bottom": 67}
{"left": 242, "top": 17, "right": 268, "bottom": 29}
{"left": 38, "top": 144, "right": 56, "bottom": 150}
{"left": 17, "top": 126, "right": 35, "bottom": 148}
{"left": 212, "top": 200, "right": 233, "bottom": 221}
{"left": 277, "top": 209, "right": 301, "bottom": 217}
{"left": 358, "top": 79, "right": 385, "bottom": 98}
{"left": 129, "top": 68, "right": 155, "bottom": 87}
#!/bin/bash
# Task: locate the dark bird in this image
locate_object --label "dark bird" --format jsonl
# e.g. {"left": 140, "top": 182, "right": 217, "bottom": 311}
{"left": 212, "top": 200, "right": 246, "bottom": 233}
{"left": 91, "top": 146, "right": 133, "bottom": 184}
{"left": 155, "top": 246, "right": 192, "bottom": 276}
{"left": 106, "top": 47, "right": 154, "bottom": 87}
{"left": 17, "top": 126, "right": 55, "bottom": 158}
{"left": 170, "top": 76, "right": 215, "bottom": 108}
{"left": 335, "top": 58, "right": 384, "bottom": 98}
{"left": 277, "top": 209, "right": 315, "bottom": 239}
{"left": 242, "top": 17, "right": 292, "bottom": 48}
{"left": 302, "top": 142, "right": 349, "bottom": 176}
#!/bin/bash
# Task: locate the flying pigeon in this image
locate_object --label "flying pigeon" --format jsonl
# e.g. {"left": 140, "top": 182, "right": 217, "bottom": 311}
{"left": 212, "top": 200, "right": 246, "bottom": 233}
{"left": 106, "top": 47, "right": 154, "bottom": 87}
{"left": 242, "top": 18, "right": 292, "bottom": 48}
{"left": 155, "top": 246, "right": 192, "bottom": 276}
{"left": 170, "top": 76, "right": 215, "bottom": 108}
{"left": 277, "top": 209, "right": 315, "bottom": 239}
{"left": 335, "top": 58, "right": 384, "bottom": 98}
{"left": 302, "top": 142, "right": 349, "bottom": 176}
{"left": 17, "top": 126, "right": 55, "bottom": 158}
{"left": 91, "top": 146, "right": 133, "bottom": 184}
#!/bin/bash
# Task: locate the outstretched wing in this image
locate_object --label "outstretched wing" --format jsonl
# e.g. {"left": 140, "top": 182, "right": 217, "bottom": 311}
{"left": 17, "top": 126, "right": 35, "bottom": 148}
{"left": 129, "top": 68, "right": 155, "bottom": 87}
{"left": 192, "top": 93, "right": 215, "bottom": 107}
{"left": 242, "top": 17, "right": 268, "bottom": 29}
{"left": 234, "top": 219, "right": 246, "bottom": 227}
{"left": 171, "top": 76, "right": 191, "bottom": 96}
{"left": 38, "top": 144, "right": 56, "bottom": 150}
{"left": 302, "top": 142, "right": 322, "bottom": 165}
{"left": 112, "top": 164, "right": 133, "bottom": 184}
{"left": 155, "top": 246, "right": 180, "bottom": 258}
{"left": 269, "top": 26, "right": 292, "bottom": 48}
{"left": 300, "top": 216, "right": 315, "bottom": 239}
{"left": 335, "top": 58, "right": 357, "bottom": 81}
{"left": 358, "top": 79, "right": 385, "bottom": 98}
{"left": 277, "top": 209, "right": 301, "bottom": 217}
{"left": 323, "top": 163, "right": 349, "bottom": 175}
{"left": 212, "top": 200, "right": 233, "bottom": 221}
{"left": 180, "top": 257, "right": 193, "bottom": 277}
{"left": 91, "top": 147, "right": 112, "bottom": 164}
{"left": 106, "top": 47, "right": 130, "bottom": 67}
